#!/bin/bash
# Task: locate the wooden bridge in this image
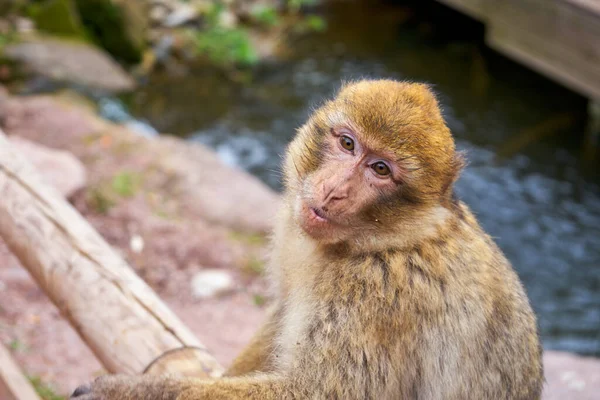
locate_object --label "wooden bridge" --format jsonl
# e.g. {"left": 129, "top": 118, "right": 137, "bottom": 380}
{"left": 436, "top": 0, "right": 600, "bottom": 102}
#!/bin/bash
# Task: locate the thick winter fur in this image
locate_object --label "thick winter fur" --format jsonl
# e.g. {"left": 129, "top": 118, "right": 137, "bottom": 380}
{"left": 71, "top": 80, "right": 543, "bottom": 400}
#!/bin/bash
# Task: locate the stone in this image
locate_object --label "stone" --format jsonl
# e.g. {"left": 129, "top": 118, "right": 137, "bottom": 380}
{"left": 543, "top": 351, "right": 600, "bottom": 400}
{"left": 218, "top": 10, "right": 238, "bottom": 29}
{"left": 149, "top": 4, "right": 169, "bottom": 24}
{"left": 191, "top": 269, "right": 235, "bottom": 299}
{"left": 129, "top": 235, "right": 145, "bottom": 254}
{"left": 164, "top": 4, "right": 199, "bottom": 27}
{"left": 14, "top": 17, "right": 34, "bottom": 34}
{"left": 8, "top": 136, "right": 87, "bottom": 198}
{"left": 4, "top": 38, "right": 135, "bottom": 92}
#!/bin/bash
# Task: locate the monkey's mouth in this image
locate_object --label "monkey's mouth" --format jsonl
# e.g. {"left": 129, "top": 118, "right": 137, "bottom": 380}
{"left": 310, "top": 207, "right": 328, "bottom": 222}
{"left": 298, "top": 202, "right": 343, "bottom": 241}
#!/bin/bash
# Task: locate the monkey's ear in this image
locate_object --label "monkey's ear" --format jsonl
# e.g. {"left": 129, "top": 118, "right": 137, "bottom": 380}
{"left": 452, "top": 151, "right": 467, "bottom": 176}
{"left": 441, "top": 151, "right": 467, "bottom": 196}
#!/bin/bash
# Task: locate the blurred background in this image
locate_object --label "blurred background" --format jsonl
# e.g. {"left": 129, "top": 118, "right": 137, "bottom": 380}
{"left": 0, "top": 0, "right": 598, "bottom": 398}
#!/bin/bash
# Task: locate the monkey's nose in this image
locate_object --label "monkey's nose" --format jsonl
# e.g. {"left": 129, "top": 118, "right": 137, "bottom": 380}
{"left": 323, "top": 189, "right": 348, "bottom": 205}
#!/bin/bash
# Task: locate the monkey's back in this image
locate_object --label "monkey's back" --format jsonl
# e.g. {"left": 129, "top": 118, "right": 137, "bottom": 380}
{"left": 393, "top": 201, "right": 544, "bottom": 400}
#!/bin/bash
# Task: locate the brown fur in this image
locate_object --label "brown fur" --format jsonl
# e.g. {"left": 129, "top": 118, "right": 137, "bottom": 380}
{"left": 71, "top": 80, "right": 543, "bottom": 400}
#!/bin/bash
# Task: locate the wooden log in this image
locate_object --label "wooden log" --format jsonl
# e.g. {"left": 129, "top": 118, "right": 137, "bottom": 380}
{"left": 0, "top": 344, "right": 41, "bottom": 400}
{"left": 0, "top": 130, "right": 224, "bottom": 378}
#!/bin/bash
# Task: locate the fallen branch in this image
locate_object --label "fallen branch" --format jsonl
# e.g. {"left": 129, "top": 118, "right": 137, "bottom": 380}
{"left": 0, "top": 130, "right": 223, "bottom": 377}
{"left": 0, "top": 344, "right": 41, "bottom": 400}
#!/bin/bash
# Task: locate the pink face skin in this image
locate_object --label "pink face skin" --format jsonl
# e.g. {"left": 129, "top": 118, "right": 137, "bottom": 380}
{"left": 296, "top": 126, "right": 406, "bottom": 242}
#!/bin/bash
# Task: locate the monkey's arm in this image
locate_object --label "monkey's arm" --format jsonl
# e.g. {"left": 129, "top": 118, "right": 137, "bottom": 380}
{"left": 71, "top": 305, "right": 284, "bottom": 400}
{"left": 71, "top": 373, "right": 292, "bottom": 400}
{"left": 224, "top": 303, "right": 281, "bottom": 376}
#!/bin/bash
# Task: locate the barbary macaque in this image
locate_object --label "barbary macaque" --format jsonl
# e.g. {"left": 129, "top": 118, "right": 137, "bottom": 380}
{"left": 72, "top": 80, "right": 543, "bottom": 399}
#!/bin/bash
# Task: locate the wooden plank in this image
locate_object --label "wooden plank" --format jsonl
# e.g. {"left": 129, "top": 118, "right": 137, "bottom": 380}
{"left": 0, "top": 129, "right": 224, "bottom": 378}
{"left": 0, "top": 345, "right": 41, "bottom": 400}
{"left": 436, "top": 0, "right": 486, "bottom": 20}
{"left": 488, "top": 0, "right": 600, "bottom": 65}
{"left": 567, "top": 0, "right": 600, "bottom": 14}
{"left": 487, "top": 18, "right": 600, "bottom": 100}
{"left": 435, "top": 0, "right": 600, "bottom": 99}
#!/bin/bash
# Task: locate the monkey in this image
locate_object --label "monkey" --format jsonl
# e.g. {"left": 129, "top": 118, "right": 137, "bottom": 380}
{"left": 71, "top": 79, "right": 544, "bottom": 400}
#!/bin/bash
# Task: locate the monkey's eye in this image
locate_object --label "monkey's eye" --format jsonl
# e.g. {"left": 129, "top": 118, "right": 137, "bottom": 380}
{"left": 340, "top": 135, "right": 355, "bottom": 152}
{"left": 371, "top": 161, "right": 391, "bottom": 176}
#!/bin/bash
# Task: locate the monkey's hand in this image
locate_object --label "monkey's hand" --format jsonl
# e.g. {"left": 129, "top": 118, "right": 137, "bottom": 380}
{"left": 70, "top": 374, "right": 189, "bottom": 400}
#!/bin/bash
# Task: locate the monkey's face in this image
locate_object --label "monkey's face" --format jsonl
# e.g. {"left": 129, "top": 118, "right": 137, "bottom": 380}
{"left": 283, "top": 80, "right": 464, "bottom": 248}
{"left": 293, "top": 125, "right": 404, "bottom": 243}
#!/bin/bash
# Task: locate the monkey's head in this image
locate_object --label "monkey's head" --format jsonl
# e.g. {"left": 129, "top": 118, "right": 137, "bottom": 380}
{"left": 283, "top": 80, "right": 464, "bottom": 251}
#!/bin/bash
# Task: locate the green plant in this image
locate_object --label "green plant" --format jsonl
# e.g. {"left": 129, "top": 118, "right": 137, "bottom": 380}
{"left": 303, "top": 15, "right": 326, "bottom": 32}
{"left": 287, "top": 0, "right": 320, "bottom": 13}
{"left": 251, "top": 5, "right": 280, "bottom": 27}
{"left": 193, "top": 26, "right": 257, "bottom": 67}
{"left": 28, "top": 376, "right": 65, "bottom": 400}
{"left": 8, "top": 338, "right": 28, "bottom": 352}
{"left": 112, "top": 171, "right": 140, "bottom": 198}
{"left": 252, "top": 293, "right": 266, "bottom": 307}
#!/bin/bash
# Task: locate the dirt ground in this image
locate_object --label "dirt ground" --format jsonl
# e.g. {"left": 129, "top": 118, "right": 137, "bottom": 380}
{"left": 0, "top": 93, "right": 598, "bottom": 399}
{"left": 0, "top": 240, "right": 269, "bottom": 394}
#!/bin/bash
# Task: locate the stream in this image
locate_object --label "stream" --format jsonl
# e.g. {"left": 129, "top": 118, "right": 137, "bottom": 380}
{"left": 115, "top": 2, "right": 599, "bottom": 356}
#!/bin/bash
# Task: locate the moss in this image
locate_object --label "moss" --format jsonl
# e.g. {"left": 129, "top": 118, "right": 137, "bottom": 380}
{"left": 28, "top": 0, "right": 86, "bottom": 39}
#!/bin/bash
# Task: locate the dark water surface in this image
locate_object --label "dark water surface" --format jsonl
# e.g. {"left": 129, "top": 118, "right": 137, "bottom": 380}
{"left": 122, "top": 2, "right": 600, "bottom": 355}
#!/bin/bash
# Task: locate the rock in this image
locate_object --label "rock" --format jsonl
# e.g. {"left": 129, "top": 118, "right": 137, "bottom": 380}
{"left": 159, "top": 136, "right": 281, "bottom": 233}
{"left": 232, "top": 0, "right": 278, "bottom": 21}
{"left": 543, "top": 351, "right": 600, "bottom": 400}
{"left": 4, "top": 38, "right": 135, "bottom": 92}
{"left": 8, "top": 136, "right": 86, "bottom": 198}
{"left": 218, "top": 10, "right": 238, "bottom": 29}
{"left": 247, "top": 28, "right": 284, "bottom": 61}
{"left": 129, "top": 234, "right": 144, "bottom": 254}
{"left": 14, "top": 17, "right": 34, "bottom": 34}
{"left": 74, "top": 0, "right": 149, "bottom": 63}
{"left": 149, "top": 3, "right": 169, "bottom": 25}
{"left": 164, "top": 4, "right": 199, "bottom": 28}
{"left": 191, "top": 269, "right": 235, "bottom": 299}
{"left": 0, "top": 93, "right": 281, "bottom": 233}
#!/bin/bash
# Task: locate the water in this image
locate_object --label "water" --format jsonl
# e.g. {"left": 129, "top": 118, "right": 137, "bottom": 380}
{"left": 122, "top": 2, "right": 600, "bottom": 356}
